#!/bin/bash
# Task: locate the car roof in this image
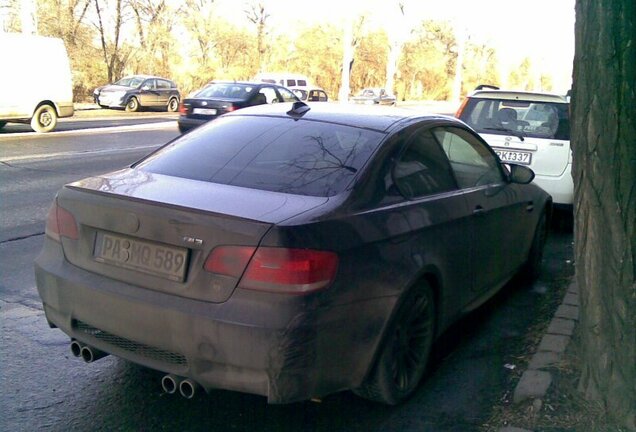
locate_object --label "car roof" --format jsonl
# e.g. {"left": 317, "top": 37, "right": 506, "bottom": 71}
{"left": 468, "top": 90, "right": 568, "bottom": 103}
{"left": 224, "top": 102, "right": 456, "bottom": 132}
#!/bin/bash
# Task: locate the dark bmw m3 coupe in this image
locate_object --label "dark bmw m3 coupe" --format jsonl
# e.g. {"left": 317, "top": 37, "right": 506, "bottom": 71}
{"left": 35, "top": 102, "right": 551, "bottom": 405}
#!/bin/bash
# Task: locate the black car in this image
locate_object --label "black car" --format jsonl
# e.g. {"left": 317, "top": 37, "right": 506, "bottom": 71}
{"left": 177, "top": 81, "right": 299, "bottom": 133}
{"left": 94, "top": 75, "right": 181, "bottom": 112}
{"left": 35, "top": 102, "right": 550, "bottom": 405}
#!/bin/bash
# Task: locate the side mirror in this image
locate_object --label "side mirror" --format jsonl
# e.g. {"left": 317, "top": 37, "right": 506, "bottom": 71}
{"left": 142, "top": 85, "right": 151, "bottom": 91}
{"left": 508, "top": 164, "right": 535, "bottom": 184}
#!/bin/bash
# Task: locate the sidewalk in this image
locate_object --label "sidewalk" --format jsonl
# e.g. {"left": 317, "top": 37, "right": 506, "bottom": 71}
{"left": 498, "top": 279, "right": 580, "bottom": 432}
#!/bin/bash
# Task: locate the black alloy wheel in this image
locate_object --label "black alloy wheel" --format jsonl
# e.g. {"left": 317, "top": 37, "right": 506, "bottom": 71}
{"left": 355, "top": 282, "right": 435, "bottom": 405}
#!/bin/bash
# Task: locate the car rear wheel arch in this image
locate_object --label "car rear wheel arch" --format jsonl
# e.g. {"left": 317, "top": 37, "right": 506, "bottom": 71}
{"left": 354, "top": 271, "right": 441, "bottom": 404}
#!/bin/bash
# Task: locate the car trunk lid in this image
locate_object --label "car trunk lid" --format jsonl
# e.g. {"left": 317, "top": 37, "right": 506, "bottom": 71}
{"left": 55, "top": 168, "right": 328, "bottom": 303}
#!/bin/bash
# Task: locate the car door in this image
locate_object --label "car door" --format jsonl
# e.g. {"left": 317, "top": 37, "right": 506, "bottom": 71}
{"left": 139, "top": 79, "right": 158, "bottom": 106}
{"left": 378, "top": 126, "right": 474, "bottom": 316}
{"left": 275, "top": 86, "right": 299, "bottom": 102}
{"left": 432, "top": 126, "right": 532, "bottom": 296}
{"left": 156, "top": 79, "right": 171, "bottom": 106}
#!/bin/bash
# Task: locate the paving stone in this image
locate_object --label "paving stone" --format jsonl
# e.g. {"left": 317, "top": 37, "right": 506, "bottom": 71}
{"left": 528, "top": 351, "right": 561, "bottom": 370}
{"left": 513, "top": 370, "right": 552, "bottom": 403}
{"left": 555, "top": 304, "right": 579, "bottom": 320}
{"left": 499, "top": 427, "right": 534, "bottom": 432}
{"left": 538, "top": 334, "right": 570, "bottom": 353}
{"left": 563, "top": 292, "right": 580, "bottom": 306}
{"left": 547, "top": 317, "right": 576, "bottom": 336}
{"left": 568, "top": 282, "right": 579, "bottom": 295}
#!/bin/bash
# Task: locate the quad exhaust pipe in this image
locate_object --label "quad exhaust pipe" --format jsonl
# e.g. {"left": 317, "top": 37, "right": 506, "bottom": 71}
{"left": 70, "top": 340, "right": 109, "bottom": 363}
{"left": 161, "top": 374, "right": 200, "bottom": 399}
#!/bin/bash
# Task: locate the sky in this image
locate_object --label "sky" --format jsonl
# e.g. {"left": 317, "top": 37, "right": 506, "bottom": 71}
{"left": 219, "top": 0, "right": 576, "bottom": 93}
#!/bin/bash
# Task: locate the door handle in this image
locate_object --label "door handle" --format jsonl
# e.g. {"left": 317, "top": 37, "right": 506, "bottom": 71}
{"left": 526, "top": 202, "right": 534, "bottom": 212}
{"left": 473, "top": 205, "right": 485, "bottom": 216}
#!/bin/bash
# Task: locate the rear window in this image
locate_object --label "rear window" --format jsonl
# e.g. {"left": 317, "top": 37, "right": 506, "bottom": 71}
{"left": 138, "top": 116, "right": 384, "bottom": 197}
{"left": 460, "top": 98, "right": 570, "bottom": 140}
{"left": 195, "top": 83, "right": 253, "bottom": 99}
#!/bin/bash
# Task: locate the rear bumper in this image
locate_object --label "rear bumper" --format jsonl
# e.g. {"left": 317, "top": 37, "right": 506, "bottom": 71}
{"left": 57, "top": 102, "right": 74, "bottom": 118}
{"left": 533, "top": 163, "right": 573, "bottom": 205}
{"left": 34, "top": 238, "right": 386, "bottom": 403}
{"left": 177, "top": 116, "right": 208, "bottom": 132}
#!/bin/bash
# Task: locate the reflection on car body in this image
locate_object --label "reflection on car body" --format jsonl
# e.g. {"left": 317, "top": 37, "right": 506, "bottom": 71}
{"left": 35, "top": 102, "right": 551, "bottom": 405}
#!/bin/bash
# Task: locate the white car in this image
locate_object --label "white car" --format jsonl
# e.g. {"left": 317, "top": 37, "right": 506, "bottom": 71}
{"left": 456, "top": 88, "right": 572, "bottom": 209}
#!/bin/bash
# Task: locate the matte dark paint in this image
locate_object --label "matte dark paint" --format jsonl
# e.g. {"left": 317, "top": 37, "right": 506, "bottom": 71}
{"left": 34, "top": 105, "right": 550, "bottom": 403}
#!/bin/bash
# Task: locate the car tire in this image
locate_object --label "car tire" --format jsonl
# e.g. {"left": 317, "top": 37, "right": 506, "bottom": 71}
{"left": 167, "top": 97, "right": 179, "bottom": 112}
{"left": 354, "top": 282, "right": 435, "bottom": 405}
{"left": 125, "top": 97, "right": 140, "bottom": 112}
{"left": 0, "top": 121, "right": 6, "bottom": 130}
{"left": 30, "top": 104, "right": 57, "bottom": 133}
{"left": 523, "top": 210, "right": 549, "bottom": 280}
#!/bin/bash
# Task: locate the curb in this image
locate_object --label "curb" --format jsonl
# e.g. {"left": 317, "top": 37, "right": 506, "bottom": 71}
{"left": 498, "top": 280, "right": 579, "bottom": 432}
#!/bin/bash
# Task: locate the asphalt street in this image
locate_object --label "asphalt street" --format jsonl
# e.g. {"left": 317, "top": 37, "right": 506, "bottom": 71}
{"left": 0, "top": 117, "right": 574, "bottom": 431}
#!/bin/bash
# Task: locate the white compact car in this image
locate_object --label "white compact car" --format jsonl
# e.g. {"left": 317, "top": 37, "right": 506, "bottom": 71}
{"left": 456, "top": 88, "right": 572, "bottom": 209}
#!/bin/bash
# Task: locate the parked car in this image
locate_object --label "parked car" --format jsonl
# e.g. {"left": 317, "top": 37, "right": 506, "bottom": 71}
{"left": 456, "top": 87, "right": 572, "bottom": 209}
{"left": 0, "top": 33, "right": 74, "bottom": 133}
{"left": 177, "top": 81, "right": 299, "bottom": 133}
{"left": 35, "top": 102, "right": 550, "bottom": 405}
{"left": 94, "top": 75, "right": 180, "bottom": 112}
{"left": 351, "top": 88, "right": 397, "bottom": 106}
{"left": 291, "top": 87, "right": 329, "bottom": 102}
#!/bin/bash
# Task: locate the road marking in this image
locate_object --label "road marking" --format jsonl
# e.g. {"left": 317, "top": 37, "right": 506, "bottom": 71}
{"left": 0, "top": 121, "right": 177, "bottom": 140}
{"left": 1, "top": 144, "right": 162, "bottom": 162}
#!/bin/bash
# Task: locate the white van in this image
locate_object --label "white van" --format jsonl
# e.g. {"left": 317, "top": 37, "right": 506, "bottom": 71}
{"left": 253, "top": 72, "right": 311, "bottom": 91}
{"left": 0, "top": 33, "right": 74, "bottom": 132}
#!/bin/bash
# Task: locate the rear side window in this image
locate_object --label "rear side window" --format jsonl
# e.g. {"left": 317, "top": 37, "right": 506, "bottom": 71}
{"left": 460, "top": 98, "right": 570, "bottom": 140}
{"left": 393, "top": 129, "right": 457, "bottom": 198}
{"left": 138, "top": 116, "right": 384, "bottom": 197}
{"left": 297, "top": 80, "right": 307, "bottom": 86}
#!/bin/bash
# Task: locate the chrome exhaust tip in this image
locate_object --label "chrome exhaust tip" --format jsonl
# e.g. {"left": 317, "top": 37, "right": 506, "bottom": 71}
{"left": 161, "top": 374, "right": 182, "bottom": 394}
{"left": 179, "top": 379, "right": 199, "bottom": 399}
{"left": 80, "top": 345, "right": 108, "bottom": 363}
{"left": 70, "top": 340, "right": 83, "bottom": 357}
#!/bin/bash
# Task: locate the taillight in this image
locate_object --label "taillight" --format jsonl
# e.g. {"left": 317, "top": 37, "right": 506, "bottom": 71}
{"left": 45, "top": 201, "right": 79, "bottom": 242}
{"left": 225, "top": 104, "right": 237, "bottom": 112}
{"left": 455, "top": 97, "right": 469, "bottom": 118}
{"left": 204, "top": 246, "right": 256, "bottom": 277}
{"left": 204, "top": 246, "right": 339, "bottom": 295}
{"left": 178, "top": 102, "right": 188, "bottom": 114}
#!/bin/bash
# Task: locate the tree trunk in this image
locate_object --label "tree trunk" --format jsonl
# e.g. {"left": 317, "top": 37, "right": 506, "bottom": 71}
{"left": 572, "top": 1, "right": 636, "bottom": 429}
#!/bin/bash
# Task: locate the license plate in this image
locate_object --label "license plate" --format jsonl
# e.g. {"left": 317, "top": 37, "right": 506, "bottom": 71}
{"left": 494, "top": 149, "right": 532, "bottom": 165}
{"left": 94, "top": 233, "right": 188, "bottom": 282}
{"left": 193, "top": 108, "right": 217, "bottom": 115}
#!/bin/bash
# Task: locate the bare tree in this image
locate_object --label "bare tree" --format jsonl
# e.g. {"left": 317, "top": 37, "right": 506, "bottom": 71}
{"left": 94, "top": 0, "right": 131, "bottom": 82}
{"left": 244, "top": 1, "right": 269, "bottom": 73}
{"left": 571, "top": 0, "right": 635, "bottom": 429}
{"left": 384, "top": 1, "right": 407, "bottom": 99}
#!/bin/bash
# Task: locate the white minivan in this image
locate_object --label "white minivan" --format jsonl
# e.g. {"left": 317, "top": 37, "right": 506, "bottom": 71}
{"left": 0, "top": 33, "right": 74, "bottom": 132}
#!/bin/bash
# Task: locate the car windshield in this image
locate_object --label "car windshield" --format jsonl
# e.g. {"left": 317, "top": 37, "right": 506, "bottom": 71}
{"left": 195, "top": 83, "right": 254, "bottom": 100}
{"left": 137, "top": 115, "right": 384, "bottom": 197}
{"left": 114, "top": 77, "right": 145, "bottom": 88}
{"left": 461, "top": 98, "right": 570, "bottom": 140}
